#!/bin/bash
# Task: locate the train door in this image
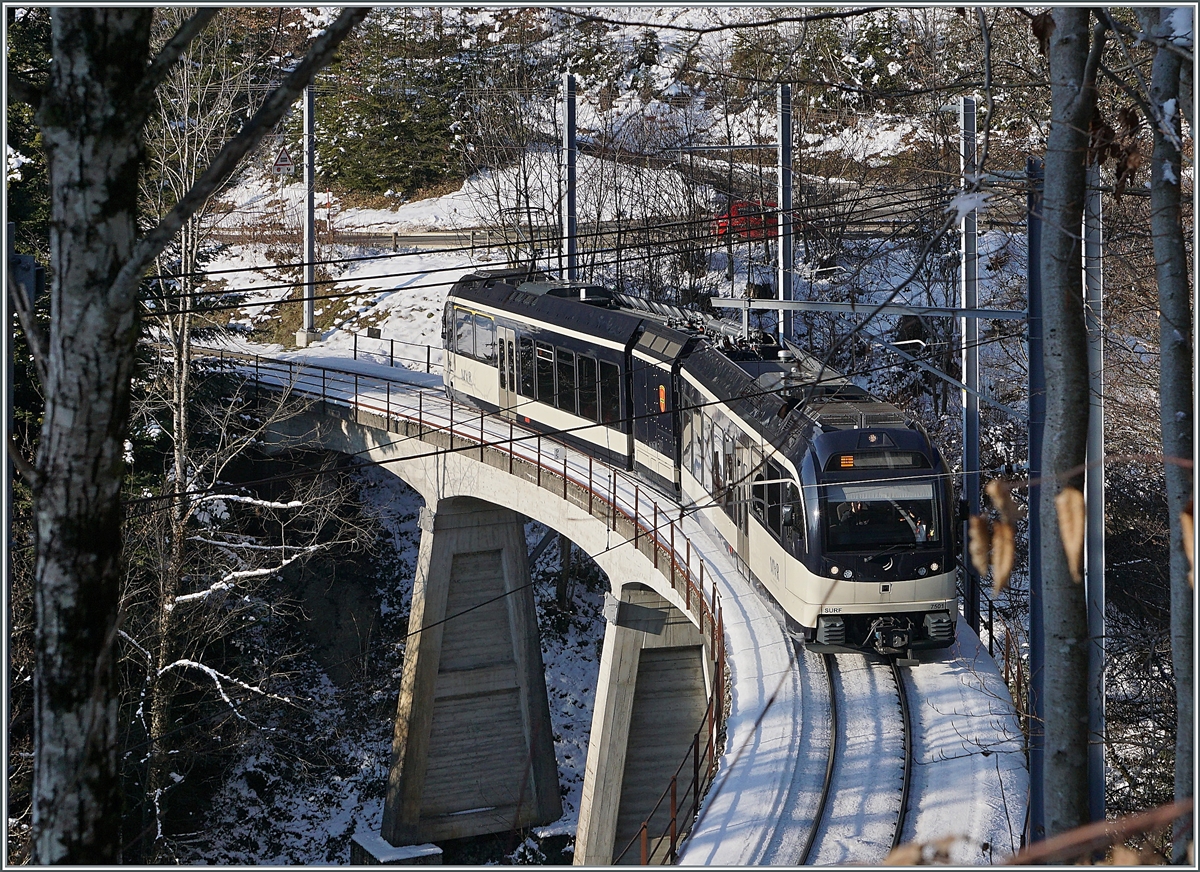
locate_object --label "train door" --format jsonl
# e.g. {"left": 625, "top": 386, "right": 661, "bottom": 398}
{"left": 497, "top": 326, "right": 517, "bottom": 419}
{"left": 735, "top": 435, "right": 751, "bottom": 558}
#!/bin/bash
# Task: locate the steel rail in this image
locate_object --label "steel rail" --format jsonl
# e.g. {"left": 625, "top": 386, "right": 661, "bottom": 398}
{"left": 890, "top": 657, "right": 914, "bottom": 853}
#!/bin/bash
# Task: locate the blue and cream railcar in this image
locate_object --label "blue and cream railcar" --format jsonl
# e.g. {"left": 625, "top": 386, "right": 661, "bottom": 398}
{"left": 441, "top": 269, "right": 958, "bottom": 656}
{"left": 676, "top": 343, "right": 957, "bottom": 653}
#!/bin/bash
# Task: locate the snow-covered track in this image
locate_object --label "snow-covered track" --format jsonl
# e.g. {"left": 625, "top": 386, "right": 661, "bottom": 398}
{"left": 804, "top": 653, "right": 911, "bottom": 865}
{"left": 797, "top": 652, "right": 838, "bottom": 865}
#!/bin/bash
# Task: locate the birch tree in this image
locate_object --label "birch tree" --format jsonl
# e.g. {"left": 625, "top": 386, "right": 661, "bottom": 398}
{"left": 9, "top": 8, "right": 368, "bottom": 862}
{"left": 1130, "top": 8, "right": 1194, "bottom": 861}
{"left": 1038, "top": 7, "right": 1105, "bottom": 839}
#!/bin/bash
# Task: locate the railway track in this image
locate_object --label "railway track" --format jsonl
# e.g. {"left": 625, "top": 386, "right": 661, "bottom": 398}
{"left": 800, "top": 653, "right": 913, "bottom": 865}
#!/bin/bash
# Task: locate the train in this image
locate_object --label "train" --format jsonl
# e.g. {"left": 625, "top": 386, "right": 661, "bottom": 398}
{"left": 440, "top": 267, "right": 958, "bottom": 656}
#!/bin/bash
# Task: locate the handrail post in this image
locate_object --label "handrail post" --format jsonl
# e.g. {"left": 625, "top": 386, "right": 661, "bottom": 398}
{"left": 537, "top": 434, "right": 541, "bottom": 487}
{"left": 988, "top": 599, "right": 994, "bottom": 657}
{"left": 693, "top": 729, "right": 701, "bottom": 822}
{"left": 640, "top": 823, "right": 648, "bottom": 866}
{"left": 418, "top": 391, "right": 423, "bottom": 438}
{"left": 611, "top": 471, "right": 616, "bottom": 531}
{"left": 653, "top": 503, "right": 659, "bottom": 569}
{"left": 426, "top": 345, "right": 431, "bottom": 373}
{"left": 634, "top": 485, "right": 640, "bottom": 549}
{"left": 450, "top": 395, "right": 454, "bottom": 452}
{"left": 563, "top": 453, "right": 568, "bottom": 500}
{"left": 480, "top": 409, "right": 485, "bottom": 462}
{"left": 390, "top": 337, "right": 394, "bottom": 367}
{"left": 386, "top": 381, "right": 390, "bottom": 427}
{"left": 670, "top": 519, "right": 676, "bottom": 588}
{"left": 353, "top": 373, "right": 358, "bottom": 419}
{"left": 353, "top": 332, "right": 358, "bottom": 360}
{"left": 509, "top": 419, "right": 514, "bottom": 476}
{"left": 588, "top": 456, "right": 593, "bottom": 516}
{"left": 321, "top": 367, "right": 326, "bottom": 401}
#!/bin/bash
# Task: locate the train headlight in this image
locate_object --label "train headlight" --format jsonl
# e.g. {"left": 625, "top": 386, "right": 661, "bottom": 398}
{"left": 843, "top": 569, "right": 853, "bottom": 579}
{"left": 917, "top": 566, "right": 928, "bottom": 577}
{"left": 830, "top": 565, "right": 839, "bottom": 576}
{"left": 930, "top": 562, "right": 940, "bottom": 572}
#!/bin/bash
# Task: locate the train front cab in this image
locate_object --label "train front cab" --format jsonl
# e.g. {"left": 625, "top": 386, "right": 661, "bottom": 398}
{"left": 799, "top": 428, "right": 958, "bottom": 656}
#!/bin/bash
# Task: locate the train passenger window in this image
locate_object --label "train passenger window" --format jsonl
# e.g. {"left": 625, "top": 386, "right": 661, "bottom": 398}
{"left": 681, "top": 405, "right": 693, "bottom": 470}
{"left": 507, "top": 341, "right": 515, "bottom": 395}
{"left": 454, "top": 308, "right": 474, "bottom": 358}
{"left": 499, "top": 341, "right": 507, "bottom": 389}
{"left": 752, "top": 474, "right": 767, "bottom": 521}
{"left": 556, "top": 348, "right": 577, "bottom": 414}
{"left": 578, "top": 356, "right": 598, "bottom": 421}
{"left": 474, "top": 313, "right": 496, "bottom": 364}
{"left": 767, "top": 462, "right": 783, "bottom": 536}
{"left": 536, "top": 343, "right": 555, "bottom": 403}
{"left": 786, "top": 484, "right": 804, "bottom": 546}
{"left": 599, "top": 361, "right": 621, "bottom": 424}
{"left": 518, "top": 338, "right": 535, "bottom": 398}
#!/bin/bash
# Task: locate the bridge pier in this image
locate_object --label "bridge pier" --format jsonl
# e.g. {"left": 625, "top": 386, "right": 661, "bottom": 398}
{"left": 376, "top": 496, "right": 561, "bottom": 850}
{"left": 574, "top": 585, "right": 710, "bottom": 865}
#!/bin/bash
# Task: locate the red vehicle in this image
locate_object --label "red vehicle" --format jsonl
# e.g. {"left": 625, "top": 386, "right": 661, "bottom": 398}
{"left": 714, "top": 200, "right": 778, "bottom": 239}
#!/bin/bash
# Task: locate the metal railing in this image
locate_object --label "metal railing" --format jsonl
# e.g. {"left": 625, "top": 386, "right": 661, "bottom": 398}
{"left": 204, "top": 347, "right": 729, "bottom": 861}
{"left": 347, "top": 331, "right": 442, "bottom": 373}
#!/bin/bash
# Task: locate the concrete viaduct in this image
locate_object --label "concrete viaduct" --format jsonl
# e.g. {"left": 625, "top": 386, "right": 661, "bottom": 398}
{"left": 237, "top": 350, "right": 805, "bottom": 865}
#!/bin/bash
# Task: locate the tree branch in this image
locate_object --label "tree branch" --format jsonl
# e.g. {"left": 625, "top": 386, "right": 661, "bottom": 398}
{"left": 8, "top": 435, "right": 38, "bottom": 487}
{"left": 129, "top": 8, "right": 223, "bottom": 124}
{"left": 1105, "top": 9, "right": 1194, "bottom": 65}
{"left": 111, "top": 7, "right": 370, "bottom": 301}
{"left": 8, "top": 273, "right": 47, "bottom": 387}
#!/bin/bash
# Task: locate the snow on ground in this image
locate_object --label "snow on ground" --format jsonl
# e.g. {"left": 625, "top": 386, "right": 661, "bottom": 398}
{"left": 903, "top": 623, "right": 1029, "bottom": 864}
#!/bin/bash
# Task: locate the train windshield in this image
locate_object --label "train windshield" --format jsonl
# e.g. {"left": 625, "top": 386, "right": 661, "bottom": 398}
{"left": 823, "top": 479, "right": 941, "bottom": 551}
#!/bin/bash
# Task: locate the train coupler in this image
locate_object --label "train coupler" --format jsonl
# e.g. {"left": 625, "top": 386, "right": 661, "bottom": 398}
{"left": 869, "top": 616, "right": 915, "bottom": 656}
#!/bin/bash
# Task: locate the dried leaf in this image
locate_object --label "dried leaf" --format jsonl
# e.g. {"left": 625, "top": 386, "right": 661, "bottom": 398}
{"left": 1182, "top": 499, "right": 1194, "bottom": 589}
{"left": 1114, "top": 145, "right": 1142, "bottom": 199}
{"left": 884, "top": 842, "right": 925, "bottom": 865}
{"left": 991, "top": 520, "right": 1015, "bottom": 594}
{"left": 985, "top": 479, "right": 1019, "bottom": 527}
{"left": 1031, "top": 11, "right": 1055, "bottom": 56}
{"left": 1056, "top": 487, "right": 1086, "bottom": 582}
{"left": 928, "top": 835, "right": 961, "bottom": 864}
{"left": 1088, "top": 116, "right": 1116, "bottom": 166}
{"left": 1108, "top": 844, "right": 1141, "bottom": 865}
{"left": 1116, "top": 106, "right": 1142, "bottom": 138}
{"left": 969, "top": 515, "right": 991, "bottom": 577}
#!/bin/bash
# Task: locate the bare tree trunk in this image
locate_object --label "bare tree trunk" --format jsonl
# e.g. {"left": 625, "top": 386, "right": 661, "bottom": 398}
{"left": 1139, "top": 10, "right": 1194, "bottom": 861}
{"left": 29, "top": 9, "right": 368, "bottom": 861}
{"left": 1039, "top": 7, "right": 1104, "bottom": 841}
{"left": 32, "top": 10, "right": 154, "bottom": 862}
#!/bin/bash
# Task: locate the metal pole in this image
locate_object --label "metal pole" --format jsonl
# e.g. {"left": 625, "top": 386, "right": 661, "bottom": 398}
{"left": 1026, "top": 156, "right": 1046, "bottom": 844}
{"left": 563, "top": 73, "right": 578, "bottom": 281}
{"left": 960, "top": 95, "right": 981, "bottom": 634}
{"left": 302, "top": 84, "right": 316, "bottom": 339}
{"left": 1084, "top": 162, "right": 1106, "bottom": 825}
{"left": 777, "top": 83, "right": 793, "bottom": 342}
